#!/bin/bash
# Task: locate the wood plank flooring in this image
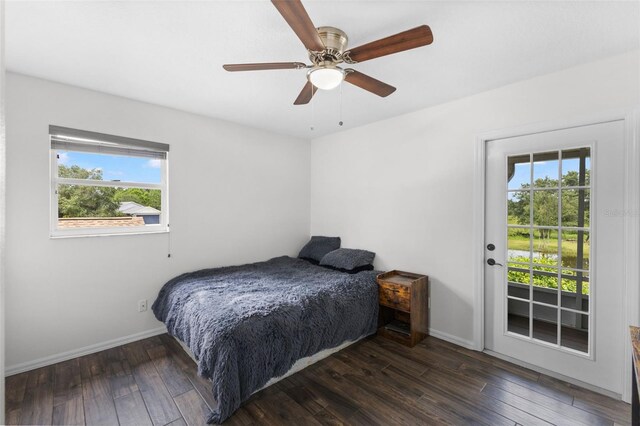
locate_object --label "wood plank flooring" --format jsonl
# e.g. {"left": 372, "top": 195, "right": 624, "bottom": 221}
{"left": 5, "top": 333, "right": 630, "bottom": 425}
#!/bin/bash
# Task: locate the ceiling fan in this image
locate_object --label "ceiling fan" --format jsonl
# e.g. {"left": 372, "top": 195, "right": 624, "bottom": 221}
{"left": 223, "top": 0, "right": 434, "bottom": 105}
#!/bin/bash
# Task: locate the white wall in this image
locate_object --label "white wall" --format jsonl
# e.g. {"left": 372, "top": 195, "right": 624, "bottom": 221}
{"left": 5, "top": 73, "right": 310, "bottom": 370}
{"left": 310, "top": 50, "right": 640, "bottom": 347}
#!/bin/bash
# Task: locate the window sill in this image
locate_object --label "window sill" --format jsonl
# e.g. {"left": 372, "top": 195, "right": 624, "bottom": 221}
{"left": 50, "top": 229, "right": 169, "bottom": 239}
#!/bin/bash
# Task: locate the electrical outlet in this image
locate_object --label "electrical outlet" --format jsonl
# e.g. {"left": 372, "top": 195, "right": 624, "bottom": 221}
{"left": 138, "top": 299, "right": 148, "bottom": 312}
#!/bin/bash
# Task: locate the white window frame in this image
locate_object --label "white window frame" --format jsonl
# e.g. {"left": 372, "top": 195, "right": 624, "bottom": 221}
{"left": 49, "top": 126, "right": 169, "bottom": 238}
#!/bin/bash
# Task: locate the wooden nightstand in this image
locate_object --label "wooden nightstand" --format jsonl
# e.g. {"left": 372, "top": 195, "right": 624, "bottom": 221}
{"left": 377, "top": 270, "right": 429, "bottom": 347}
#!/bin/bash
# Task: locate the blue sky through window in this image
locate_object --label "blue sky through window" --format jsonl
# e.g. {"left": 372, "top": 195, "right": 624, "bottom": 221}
{"left": 508, "top": 157, "right": 591, "bottom": 189}
{"left": 58, "top": 151, "right": 162, "bottom": 184}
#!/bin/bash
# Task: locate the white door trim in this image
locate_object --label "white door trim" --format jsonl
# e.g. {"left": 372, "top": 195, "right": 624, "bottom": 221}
{"left": 473, "top": 108, "right": 640, "bottom": 402}
{"left": 0, "top": 0, "right": 6, "bottom": 423}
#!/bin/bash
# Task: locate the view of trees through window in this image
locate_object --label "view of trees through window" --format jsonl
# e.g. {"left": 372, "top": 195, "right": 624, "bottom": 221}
{"left": 58, "top": 164, "right": 161, "bottom": 218}
{"left": 506, "top": 156, "right": 590, "bottom": 296}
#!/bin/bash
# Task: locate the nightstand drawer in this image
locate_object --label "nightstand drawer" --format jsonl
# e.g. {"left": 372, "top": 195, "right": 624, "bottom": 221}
{"left": 378, "top": 283, "right": 411, "bottom": 312}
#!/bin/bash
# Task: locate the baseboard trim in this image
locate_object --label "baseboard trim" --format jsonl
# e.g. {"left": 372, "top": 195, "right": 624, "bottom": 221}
{"left": 428, "top": 328, "right": 476, "bottom": 350}
{"left": 6, "top": 326, "right": 474, "bottom": 376}
{"left": 5, "top": 326, "right": 167, "bottom": 376}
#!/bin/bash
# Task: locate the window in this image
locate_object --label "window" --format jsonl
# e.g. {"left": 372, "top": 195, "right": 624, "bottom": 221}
{"left": 50, "top": 125, "right": 169, "bottom": 237}
{"left": 505, "top": 148, "right": 591, "bottom": 354}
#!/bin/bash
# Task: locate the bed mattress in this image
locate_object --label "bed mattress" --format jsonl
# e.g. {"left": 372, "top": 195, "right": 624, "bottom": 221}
{"left": 172, "top": 334, "right": 364, "bottom": 391}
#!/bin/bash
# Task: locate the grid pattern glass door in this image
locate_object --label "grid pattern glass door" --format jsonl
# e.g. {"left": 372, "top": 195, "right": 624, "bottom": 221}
{"left": 505, "top": 148, "right": 591, "bottom": 354}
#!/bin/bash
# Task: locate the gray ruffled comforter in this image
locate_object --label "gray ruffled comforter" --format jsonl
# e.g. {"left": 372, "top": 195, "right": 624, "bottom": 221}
{"left": 152, "top": 256, "right": 379, "bottom": 423}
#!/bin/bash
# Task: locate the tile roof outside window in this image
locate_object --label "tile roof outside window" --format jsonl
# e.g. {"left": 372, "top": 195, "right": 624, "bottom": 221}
{"left": 58, "top": 217, "right": 146, "bottom": 229}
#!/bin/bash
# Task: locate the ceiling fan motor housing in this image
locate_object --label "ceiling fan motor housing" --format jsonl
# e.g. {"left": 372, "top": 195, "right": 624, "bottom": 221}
{"left": 312, "top": 26, "right": 349, "bottom": 64}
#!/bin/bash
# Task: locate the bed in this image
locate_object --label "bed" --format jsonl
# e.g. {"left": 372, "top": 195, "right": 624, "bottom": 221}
{"left": 152, "top": 255, "right": 379, "bottom": 423}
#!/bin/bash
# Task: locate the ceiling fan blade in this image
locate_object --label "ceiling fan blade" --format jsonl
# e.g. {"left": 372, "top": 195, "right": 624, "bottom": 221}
{"left": 271, "top": 0, "right": 325, "bottom": 52}
{"left": 344, "top": 70, "right": 396, "bottom": 97}
{"left": 223, "top": 62, "right": 306, "bottom": 72}
{"left": 294, "top": 81, "right": 317, "bottom": 105}
{"left": 344, "top": 25, "right": 433, "bottom": 63}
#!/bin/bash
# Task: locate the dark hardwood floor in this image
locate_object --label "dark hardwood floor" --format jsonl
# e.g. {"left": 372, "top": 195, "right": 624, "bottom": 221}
{"left": 5, "top": 333, "right": 630, "bottom": 425}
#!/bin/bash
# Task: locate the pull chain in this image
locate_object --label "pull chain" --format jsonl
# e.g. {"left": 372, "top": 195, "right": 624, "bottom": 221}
{"left": 167, "top": 223, "right": 172, "bottom": 258}
{"left": 310, "top": 84, "right": 315, "bottom": 131}
{"left": 338, "top": 81, "right": 344, "bottom": 127}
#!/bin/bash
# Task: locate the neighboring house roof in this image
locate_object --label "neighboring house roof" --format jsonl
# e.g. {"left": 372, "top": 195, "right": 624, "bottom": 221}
{"left": 118, "top": 201, "right": 140, "bottom": 213}
{"left": 118, "top": 201, "right": 161, "bottom": 216}
{"left": 58, "top": 216, "right": 145, "bottom": 229}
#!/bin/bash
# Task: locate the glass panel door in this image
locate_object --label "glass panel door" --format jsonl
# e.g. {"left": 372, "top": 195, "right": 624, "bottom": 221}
{"left": 485, "top": 120, "right": 624, "bottom": 395}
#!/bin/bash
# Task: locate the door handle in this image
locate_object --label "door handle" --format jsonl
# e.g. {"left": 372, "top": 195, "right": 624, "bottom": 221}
{"left": 487, "top": 258, "right": 503, "bottom": 267}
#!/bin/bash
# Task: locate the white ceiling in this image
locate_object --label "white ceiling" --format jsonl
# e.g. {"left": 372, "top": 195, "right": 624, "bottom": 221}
{"left": 6, "top": 1, "right": 640, "bottom": 139}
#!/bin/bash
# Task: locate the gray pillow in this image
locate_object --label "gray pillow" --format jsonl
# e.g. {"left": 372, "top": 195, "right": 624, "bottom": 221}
{"left": 319, "top": 248, "right": 375, "bottom": 272}
{"left": 298, "top": 236, "right": 341, "bottom": 263}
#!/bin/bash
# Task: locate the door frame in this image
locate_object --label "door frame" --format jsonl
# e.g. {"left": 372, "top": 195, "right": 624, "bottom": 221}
{"left": 0, "top": 1, "right": 6, "bottom": 422}
{"left": 472, "top": 108, "right": 640, "bottom": 402}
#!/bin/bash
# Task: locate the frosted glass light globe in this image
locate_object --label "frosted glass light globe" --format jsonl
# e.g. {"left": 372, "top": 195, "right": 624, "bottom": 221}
{"left": 308, "top": 67, "right": 344, "bottom": 90}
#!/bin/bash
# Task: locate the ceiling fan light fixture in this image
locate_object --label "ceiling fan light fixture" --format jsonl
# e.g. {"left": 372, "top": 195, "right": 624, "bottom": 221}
{"left": 224, "top": 0, "right": 433, "bottom": 104}
{"left": 308, "top": 66, "right": 344, "bottom": 91}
